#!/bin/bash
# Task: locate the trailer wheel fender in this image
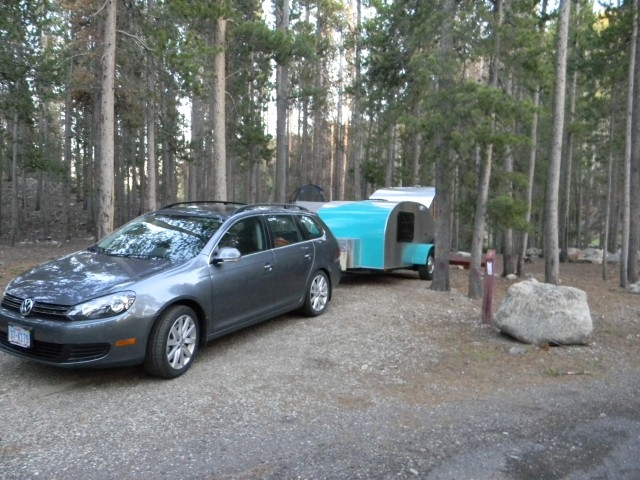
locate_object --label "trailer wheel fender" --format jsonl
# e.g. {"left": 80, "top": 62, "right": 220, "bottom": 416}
{"left": 418, "top": 249, "right": 434, "bottom": 281}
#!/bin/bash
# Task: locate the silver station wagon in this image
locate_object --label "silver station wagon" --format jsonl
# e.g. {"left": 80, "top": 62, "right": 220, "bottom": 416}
{"left": 0, "top": 202, "right": 341, "bottom": 378}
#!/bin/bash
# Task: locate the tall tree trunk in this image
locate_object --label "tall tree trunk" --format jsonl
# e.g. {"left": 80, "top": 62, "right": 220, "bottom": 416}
{"left": 385, "top": 124, "right": 395, "bottom": 186}
{"left": 98, "top": 0, "right": 116, "bottom": 238}
{"left": 518, "top": 0, "right": 547, "bottom": 277}
{"left": 627, "top": 1, "right": 640, "bottom": 283}
{"left": 312, "top": 12, "right": 326, "bottom": 190}
{"left": 10, "top": 110, "right": 19, "bottom": 246}
{"left": 190, "top": 94, "right": 205, "bottom": 201}
{"left": 468, "top": 0, "right": 502, "bottom": 298}
{"left": 501, "top": 145, "right": 514, "bottom": 276}
{"left": 38, "top": 102, "right": 51, "bottom": 238}
{"left": 412, "top": 139, "right": 422, "bottom": 185}
{"left": 145, "top": 0, "right": 157, "bottom": 212}
{"left": 431, "top": 0, "right": 456, "bottom": 292}
{"left": 518, "top": 87, "right": 540, "bottom": 276}
{"left": 350, "top": 0, "right": 364, "bottom": 200}
{"left": 64, "top": 61, "right": 73, "bottom": 241}
{"left": 335, "top": 44, "right": 347, "bottom": 200}
{"left": 544, "top": 0, "right": 571, "bottom": 285}
{"left": 275, "top": 0, "right": 290, "bottom": 203}
{"left": 603, "top": 110, "right": 616, "bottom": 280}
{"left": 501, "top": 72, "right": 515, "bottom": 277}
{"left": 622, "top": 0, "right": 638, "bottom": 287}
{"left": 561, "top": 1, "right": 581, "bottom": 261}
{"left": 212, "top": 17, "right": 227, "bottom": 199}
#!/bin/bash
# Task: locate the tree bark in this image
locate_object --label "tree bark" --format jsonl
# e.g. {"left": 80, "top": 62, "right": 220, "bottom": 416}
{"left": 627, "top": 0, "right": 640, "bottom": 284}
{"left": 622, "top": 0, "right": 638, "bottom": 286}
{"left": 518, "top": 87, "right": 540, "bottom": 276}
{"left": 560, "top": 1, "right": 581, "bottom": 261}
{"left": 544, "top": 0, "right": 571, "bottom": 285}
{"left": 145, "top": 0, "right": 157, "bottom": 212}
{"left": 64, "top": 60, "right": 73, "bottom": 241}
{"left": 212, "top": 16, "right": 227, "bottom": 200}
{"left": 603, "top": 107, "right": 616, "bottom": 280}
{"left": 350, "top": 0, "right": 364, "bottom": 200}
{"left": 468, "top": 0, "right": 502, "bottom": 298}
{"left": 431, "top": 0, "right": 456, "bottom": 292}
{"left": 98, "top": 0, "right": 116, "bottom": 239}
{"left": 275, "top": 0, "right": 289, "bottom": 203}
{"left": 10, "top": 110, "right": 19, "bottom": 246}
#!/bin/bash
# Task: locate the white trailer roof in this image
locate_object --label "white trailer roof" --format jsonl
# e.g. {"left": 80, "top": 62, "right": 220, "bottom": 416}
{"left": 369, "top": 186, "right": 436, "bottom": 208}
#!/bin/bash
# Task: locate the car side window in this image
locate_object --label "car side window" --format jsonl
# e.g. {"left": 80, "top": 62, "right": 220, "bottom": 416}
{"left": 267, "top": 215, "right": 303, "bottom": 248}
{"left": 219, "top": 217, "right": 266, "bottom": 256}
{"left": 298, "top": 215, "right": 324, "bottom": 240}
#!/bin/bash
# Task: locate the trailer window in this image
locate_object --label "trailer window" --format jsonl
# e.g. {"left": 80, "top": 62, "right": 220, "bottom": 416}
{"left": 397, "top": 212, "right": 415, "bottom": 243}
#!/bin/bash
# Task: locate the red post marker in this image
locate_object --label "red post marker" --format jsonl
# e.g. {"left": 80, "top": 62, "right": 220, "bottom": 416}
{"left": 482, "top": 250, "right": 496, "bottom": 326}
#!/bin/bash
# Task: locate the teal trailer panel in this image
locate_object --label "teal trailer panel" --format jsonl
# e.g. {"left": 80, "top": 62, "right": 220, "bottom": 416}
{"left": 317, "top": 201, "right": 392, "bottom": 269}
{"left": 401, "top": 243, "right": 433, "bottom": 265}
{"left": 317, "top": 200, "right": 434, "bottom": 271}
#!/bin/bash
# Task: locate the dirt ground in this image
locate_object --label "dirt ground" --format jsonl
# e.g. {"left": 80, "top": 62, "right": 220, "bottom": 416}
{"left": 2, "top": 238, "right": 640, "bottom": 479}
{"left": 1, "top": 237, "right": 638, "bottom": 401}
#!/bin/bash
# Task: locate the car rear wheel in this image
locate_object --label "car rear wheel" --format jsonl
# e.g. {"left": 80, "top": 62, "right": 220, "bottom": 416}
{"left": 301, "top": 270, "right": 330, "bottom": 317}
{"left": 144, "top": 305, "right": 199, "bottom": 379}
{"left": 418, "top": 250, "right": 435, "bottom": 281}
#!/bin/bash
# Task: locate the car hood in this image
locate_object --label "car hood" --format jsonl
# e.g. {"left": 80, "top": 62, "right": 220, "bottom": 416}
{"left": 6, "top": 250, "right": 179, "bottom": 305}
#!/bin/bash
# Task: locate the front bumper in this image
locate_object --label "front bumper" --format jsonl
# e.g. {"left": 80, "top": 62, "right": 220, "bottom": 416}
{"left": 0, "top": 305, "right": 153, "bottom": 368}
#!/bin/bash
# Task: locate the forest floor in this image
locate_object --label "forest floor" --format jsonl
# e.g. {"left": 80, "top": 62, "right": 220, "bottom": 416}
{"left": 2, "top": 225, "right": 640, "bottom": 478}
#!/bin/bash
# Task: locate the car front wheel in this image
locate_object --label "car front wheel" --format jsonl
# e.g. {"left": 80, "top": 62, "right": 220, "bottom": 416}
{"left": 301, "top": 270, "right": 330, "bottom": 317}
{"left": 144, "top": 305, "right": 199, "bottom": 379}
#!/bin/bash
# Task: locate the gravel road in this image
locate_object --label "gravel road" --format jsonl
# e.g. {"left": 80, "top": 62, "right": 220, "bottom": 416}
{"left": 1, "top": 253, "right": 639, "bottom": 479}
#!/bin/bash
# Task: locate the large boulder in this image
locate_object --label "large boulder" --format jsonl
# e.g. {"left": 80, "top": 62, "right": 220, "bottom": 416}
{"left": 566, "top": 247, "right": 582, "bottom": 262}
{"left": 494, "top": 279, "right": 593, "bottom": 345}
{"left": 576, "top": 247, "right": 603, "bottom": 264}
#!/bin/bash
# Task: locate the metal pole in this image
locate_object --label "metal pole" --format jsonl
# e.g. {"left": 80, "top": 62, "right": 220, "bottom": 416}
{"left": 482, "top": 250, "right": 496, "bottom": 325}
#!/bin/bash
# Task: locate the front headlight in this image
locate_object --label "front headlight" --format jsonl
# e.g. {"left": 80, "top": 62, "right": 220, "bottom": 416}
{"left": 67, "top": 291, "right": 136, "bottom": 321}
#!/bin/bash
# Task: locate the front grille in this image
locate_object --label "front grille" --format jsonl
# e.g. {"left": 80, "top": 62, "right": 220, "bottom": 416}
{"left": 2, "top": 294, "right": 70, "bottom": 319}
{"left": 0, "top": 330, "right": 110, "bottom": 363}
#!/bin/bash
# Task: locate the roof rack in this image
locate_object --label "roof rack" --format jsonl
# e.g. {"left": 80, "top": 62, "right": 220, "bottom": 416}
{"left": 234, "top": 203, "right": 310, "bottom": 213}
{"left": 161, "top": 200, "right": 247, "bottom": 209}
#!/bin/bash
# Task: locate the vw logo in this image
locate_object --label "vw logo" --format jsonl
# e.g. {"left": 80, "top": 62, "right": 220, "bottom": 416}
{"left": 20, "top": 298, "right": 34, "bottom": 316}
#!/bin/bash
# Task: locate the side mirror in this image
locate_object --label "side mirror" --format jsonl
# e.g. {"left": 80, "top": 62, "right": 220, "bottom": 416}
{"left": 211, "top": 246, "right": 242, "bottom": 264}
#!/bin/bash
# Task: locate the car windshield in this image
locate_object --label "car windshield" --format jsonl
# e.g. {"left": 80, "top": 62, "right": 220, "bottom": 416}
{"left": 91, "top": 214, "right": 223, "bottom": 261}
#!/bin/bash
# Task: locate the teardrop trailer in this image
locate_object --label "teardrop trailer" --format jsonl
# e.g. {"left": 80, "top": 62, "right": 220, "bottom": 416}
{"left": 312, "top": 187, "right": 437, "bottom": 280}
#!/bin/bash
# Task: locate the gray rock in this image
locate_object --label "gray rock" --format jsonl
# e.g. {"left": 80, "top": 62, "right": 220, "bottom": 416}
{"left": 494, "top": 279, "right": 593, "bottom": 345}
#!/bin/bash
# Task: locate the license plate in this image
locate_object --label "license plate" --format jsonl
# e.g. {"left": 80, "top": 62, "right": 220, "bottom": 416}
{"left": 8, "top": 324, "right": 32, "bottom": 348}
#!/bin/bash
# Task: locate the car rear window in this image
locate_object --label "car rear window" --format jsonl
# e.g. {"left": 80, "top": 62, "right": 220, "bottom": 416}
{"left": 298, "top": 215, "right": 325, "bottom": 240}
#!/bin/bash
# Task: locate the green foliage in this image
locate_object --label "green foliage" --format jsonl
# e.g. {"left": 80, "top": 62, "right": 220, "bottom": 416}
{"left": 231, "top": 115, "right": 274, "bottom": 171}
{"left": 0, "top": 0, "right": 634, "bottom": 254}
{"left": 361, "top": 159, "right": 385, "bottom": 188}
{"left": 487, "top": 193, "right": 531, "bottom": 232}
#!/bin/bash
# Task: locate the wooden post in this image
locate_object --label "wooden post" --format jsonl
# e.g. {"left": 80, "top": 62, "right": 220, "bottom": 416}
{"left": 482, "top": 250, "right": 496, "bottom": 325}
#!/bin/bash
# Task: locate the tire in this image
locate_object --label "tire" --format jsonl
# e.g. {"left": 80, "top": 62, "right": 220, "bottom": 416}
{"left": 418, "top": 250, "right": 435, "bottom": 281}
{"left": 301, "top": 270, "right": 330, "bottom": 317}
{"left": 144, "top": 305, "right": 199, "bottom": 379}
